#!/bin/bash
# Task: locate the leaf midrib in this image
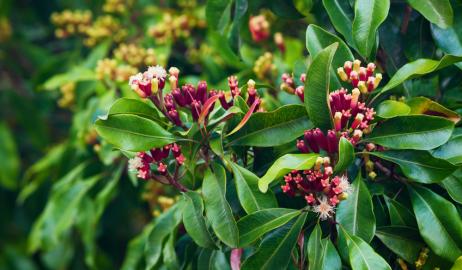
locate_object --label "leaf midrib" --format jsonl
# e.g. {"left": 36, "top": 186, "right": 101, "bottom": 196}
{"left": 371, "top": 153, "right": 451, "bottom": 170}
{"left": 366, "top": 126, "right": 450, "bottom": 141}
{"left": 239, "top": 212, "right": 299, "bottom": 241}
{"left": 96, "top": 124, "right": 171, "bottom": 140}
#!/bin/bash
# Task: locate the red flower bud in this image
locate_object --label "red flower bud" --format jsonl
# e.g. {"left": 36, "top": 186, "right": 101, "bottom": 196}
{"left": 197, "top": 81, "right": 208, "bottom": 104}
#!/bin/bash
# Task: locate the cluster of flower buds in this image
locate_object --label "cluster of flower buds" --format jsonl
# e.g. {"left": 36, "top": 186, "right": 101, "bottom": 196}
{"left": 84, "top": 15, "right": 126, "bottom": 46}
{"left": 148, "top": 13, "right": 204, "bottom": 44}
{"left": 128, "top": 143, "right": 185, "bottom": 180}
{"left": 114, "top": 43, "right": 157, "bottom": 67}
{"left": 58, "top": 82, "right": 76, "bottom": 108}
{"left": 51, "top": 10, "right": 92, "bottom": 38}
{"left": 103, "top": 0, "right": 132, "bottom": 14}
{"left": 337, "top": 60, "right": 382, "bottom": 93}
{"left": 249, "top": 15, "right": 270, "bottom": 42}
{"left": 253, "top": 52, "right": 276, "bottom": 80}
{"left": 281, "top": 157, "right": 351, "bottom": 219}
{"left": 280, "top": 73, "right": 306, "bottom": 101}
{"left": 96, "top": 58, "right": 138, "bottom": 82}
{"left": 129, "top": 66, "right": 261, "bottom": 127}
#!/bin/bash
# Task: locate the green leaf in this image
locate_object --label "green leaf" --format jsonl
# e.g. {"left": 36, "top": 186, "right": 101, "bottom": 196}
{"left": 368, "top": 150, "right": 457, "bottom": 183}
{"left": 202, "top": 166, "right": 239, "bottom": 247}
{"left": 384, "top": 197, "right": 416, "bottom": 227}
{"left": 319, "top": 238, "right": 342, "bottom": 270}
{"left": 305, "top": 24, "right": 354, "bottom": 88}
{"left": 364, "top": 115, "right": 454, "bottom": 150}
{"left": 334, "top": 137, "right": 354, "bottom": 173}
{"left": 304, "top": 42, "right": 338, "bottom": 131}
{"left": 451, "top": 256, "right": 462, "bottom": 270}
{"left": 42, "top": 66, "right": 95, "bottom": 91}
{"left": 340, "top": 228, "right": 392, "bottom": 270}
{"left": 95, "top": 114, "right": 175, "bottom": 152}
{"left": 408, "top": 184, "right": 462, "bottom": 261}
{"left": 237, "top": 208, "right": 301, "bottom": 247}
{"left": 307, "top": 223, "right": 323, "bottom": 270}
{"left": 267, "top": 0, "right": 304, "bottom": 19}
{"left": 407, "top": 0, "right": 453, "bottom": 29}
{"left": 206, "top": 0, "right": 231, "bottom": 33}
{"left": 406, "top": 97, "right": 460, "bottom": 123}
{"left": 0, "top": 122, "right": 19, "bottom": 190}
{"left": 145, "top": 203, "right": 183, "bottom": 269}
{"left": 107, "top": 98, "right": 162, "bottom": 121}
{"left": 121, "top": 223, "right": 153, "bottom": 270}
{"left": 322, "top": 0, "right": 355, "bottom": 48}
{"left": 432, "top": 135, "right": 462, "bottom": 165}
{"left": 352, "top": 0, "right": 390, "bottom": 58}
{"left": 375, "top": 226, "right": 424, "bottom": 264}
{"left": 182, "top": 191, "right": 216, "bottom": 249}
{"left": 230, "top": 162, "right": 277, "bottom": 214}
{"left": 375, "top": 100, "right": 411, "bottom": 119}
{"left": 442, "top": 168, "right": 462, "bottom": 204}
{"left": 227, "top": 105, "right": 312, "bottom": 147}
{"left": 377, "top": 55, "right": 462, "bottom": 96}
{"left": 336, "top": 174, "right": 376, "bottom": 242}
{"left": 241, "top": 212, "right": 307, "bottom": 270}
{"left": 259, "top": 153, "right": 319, "bottom": 193}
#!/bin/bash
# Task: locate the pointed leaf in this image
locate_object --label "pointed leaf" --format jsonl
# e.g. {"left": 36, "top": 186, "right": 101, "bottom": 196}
{"left": 319, "top": 238, "right": 342, "bottom": 270}
{"left": 384, "top": 197, "right": 416, "bottom": 227}
{"left": 322, "top": 0, "right": 355, "bottom": 47}
{"left": 406, "top": 97, "right": 460, "bottom": 124}
{"left": 334, "top": 137, "right": 354, "bottom": 173}
{"left": 442, "top": 168, "right": 462, "bottom": 204}
{"left": 307, "top": 223, "right": 323, "bottom": 270}
{"left": 375, "top": 100, "right": 411, "bottom": 119}
{"left": 431, "top": 135, "right": 462, "bottom": 165}
{"left": 227, "top": 99, "right": 259, "bottom": 136}
{"left": 375, "top": 226, "right": 424, "bottom": 263}
{"left": 107, "top": 98, "right": 162, "bottom": 121}
{"left": 407, "top": 0, "right": 453, "bottom": 28}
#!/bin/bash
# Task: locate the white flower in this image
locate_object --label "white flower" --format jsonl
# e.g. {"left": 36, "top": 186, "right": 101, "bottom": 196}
{"left": 129, "top": 72, "right": 143, "bottom": 89}
{"left": 338, "top": 175, "right": 352, "bottom": 194}
{"left": 128, "top": 156, "right": 143, "bottom": 171}
{"left": 146, "top": 65, "right": 167, "bottom": 80}
{"left": 313, "top": 196, "right": 334, "bottom": 220}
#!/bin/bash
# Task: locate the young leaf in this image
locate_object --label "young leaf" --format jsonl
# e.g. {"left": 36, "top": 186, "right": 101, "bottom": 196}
{"left": 322, "top": 0, "right": 355, "bottom": 47}
{"left": 237, "top": 208, "right": 301, "bottom": 247}
{"left": 95, "top": 114, "right": 175, "bottom": 152}
{"left": 304, "top": 42, "right": 338, "bottom": 131}
{"left": 307, "top": 223, "right": 323, "bottom": 270}
{"left": 352, "top": 0, "right": 390, "bottom": 58}
{"left": 406, "top": 97, "right": 460, "bottom": 123}
{"left": 376, "top": 55, "right": 462, "bottom": 96}
{"left": 145, "top": 203, "right": 183, "bottom": 269}
{"left": 375, "top": 226, "right": 424, "bottom": 264}
{"left": 227, "top": 105, "right": 312, "bottom": 147}
{"left": 365, "top": 115, "right": 454, "bottom": 150}
{"left": 442, "top": 168, "right": 462, "bottom": 204}
{"left": 408, "top": 184, "right": 462, "bottom": 261}
{"left": 340, "top": 227, "right": 392, "bottom": 270}
{"left": 375, "top": 100, "right": 411, "bottom": 119}
{"left": 241, "top": 212, "right": 307, "bottom": 270}
{"left": 334, "top": 137, "right": 354, "bottom": 173}
{"left": 107, "top": 98, "right": 162, "bottom": 121}
{"left": 182, "top": 191, "right": 216, "bottom": 249}
{"left": 336, "top": 174, "right": 376, "bottom": 242}
{"left": 368, "top": 150, "right": 457, "bottom": 183}
{"left": 306, "top": 24, "right": 354, "bottom": 88}
{"left": 259, "top": 153, "right": 319, "bottom": 193}
{"left": 202, "top": 166, "right": 239, "bottom": 247}
{"left": 226, "top": 99, "right": 259, "bottom": 136}
{"left": 407, "top": 0, "right": 453, "bottom": 29}
{"left": 230, "top": 162, "right": 277, "bottom": 214}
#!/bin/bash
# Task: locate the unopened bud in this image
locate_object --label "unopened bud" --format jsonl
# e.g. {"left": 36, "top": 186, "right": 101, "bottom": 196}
{"left": 353, "top": 59, "right": 361, "bottom": 72}
{"left": 358, "top": 67, "right": 367, "bottom": 81}
{"left": 315, "top": 157, "right": 324, "bottom": 170}
{"left": 344, "top": 61, "right": 352, "bottom": 76}
{"left": 366, "top": 63, "right": 376, "bottom": 77}
{"left": 337, "top": 67, "right": 348, "bottom": 81}
{"left": 351, "top": 88, "right": 360, "bottom": 109}
{"left": 351, "top": 113, "right": 364, "bottom": 129}
{"left": 339, "top": 192, "right": 348, "bottom": 200}
{"left": 295, "top": 86, "right": 304, "bottom": 102}
{"left": 358, "top": 81, "right": 368, "bottom": 94}
{"left": 169, "top": 67, "right": 180, "bottom": 78}
{"left": 323, "top": 157, "right": 331, "bottom": 166}
{"left": 374, "top": 73, "right": 382, "bottom": 88}
{"left": 151, "top": 78, "right": 159, "bottom": 94}
{"left": 368, "top": 171, "right": 377, "bottom": 180}
{"left": 350, "top": 71, "right": 359, "bottom": 87}
{"left": 334, "top": 111, "right": 343, "bottom": 131}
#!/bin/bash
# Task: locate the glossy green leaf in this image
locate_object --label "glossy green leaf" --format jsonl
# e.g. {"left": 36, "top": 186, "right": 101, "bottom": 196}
{"left": 304, "top": 43, "right": 338, "bottom": 131}
{"left": 432, "top": 135, "right": 462, "bottom": 165}
{"left": 375, "top": 226, "right": 424, "bottom": 263}
{"left": 322, "top": 0, "right": 355, "bottom": 47}
{"left": 406, "top": 97, "right": 460, "bottom": 123}
{"left": 42, "top": 66, "right": 95, "bottom": 91}
{"left": 182, "top": 191, "right": 216, "bottom": 249}
{"left": 259, "top": 153, "right": 319, "bottom": 193}
{"left": 408, "top": 184, "right": 462, "bottom": 261}
{"left": 442, "top": 169, "right": 462, "bottom": 204}
{"left": 202, "top": 166, "right": 239, "bottom": 247}
{"left": 237, "top": 208, "right": 301, "bottom": 247}
{"left": 227, "top": 105, "right": 312, "bottom": 147}
{"left": 95, "top": 114, "right": 175, "bottom": 152}
{"left": 0, "top": 122, "right": 19, "bottom": 190}
{"left": 107, "top": 98, "right": 162, "bottom": 121}
{"left": 336, "top": 174, "right": 376, "bottom": 242}
{"left": 268, "top": 0, "right": 304, "bottom": 19}
{"left": 307, "top": 223, "right": 323, "bottom": 270}
{"left": 340, "top": 227, "right": 391, "bottom": 270}
{"left": 451, "top": 256, "right": 462, "bottom": 270}
{"left": 230, "top": 162, "right": 277, "bottom": 214}
{"left": 319, "top": 238, "right": 342, "bottom": 270}
{"left": 378, "top": 55, "right": 462, "bottom": 95}
{"left": 334, "top": 137, "right": 354, "bottom": 173}
{"left": 375, "top": 100, "right": 411, "bottom": 119}
{"left": 407, "top": 0, "right": 453, "bottom": 29}
{"left": 384, "top": 197, "right": 416, "bottom": 227}
{"left": 365, "top": 115, "right": 454, "bottom": 150}
{"left": 352, "top": 0, "right": 390, "bottom": 58}
{"left": 241, "top": 212, "right": 307, "bottom": 270}
{"left": 306, "top": 24, "right": 354, "bottom": 88}
{"left": 368, "top": 150, "right": 457, "bottom": 183}
{"left": 206, "top": 0, "right": 231, "bottom": 33}
{"left": 145, "top": 203, "right": 183, "bottom": 269}
{"left": 121, "top": 223, "right": 153, "bottom": 270}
